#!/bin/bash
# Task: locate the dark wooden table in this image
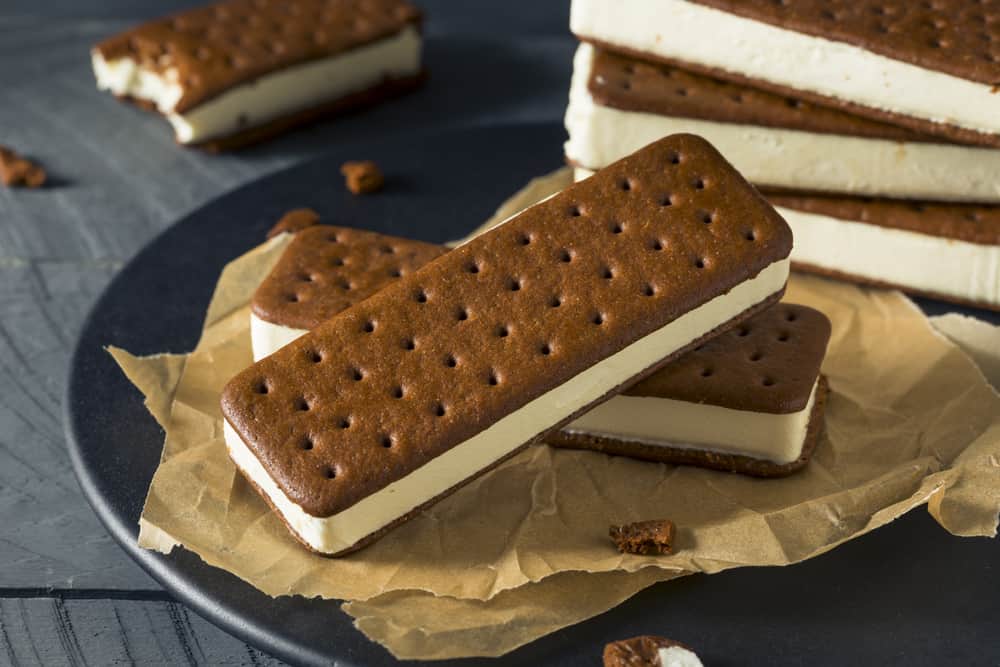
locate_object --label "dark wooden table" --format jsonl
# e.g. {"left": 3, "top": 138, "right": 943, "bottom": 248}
{"left": 0, "top": 2, "right": 572, "bottom": 663}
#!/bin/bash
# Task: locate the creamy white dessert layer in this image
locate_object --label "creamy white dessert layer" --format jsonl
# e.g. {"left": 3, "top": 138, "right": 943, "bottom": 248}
{"left": 660, "top": 646, "right": 705, "bottom": 667}
{"left": 573, "top": 167, "right": 1000, "bottom": 308}
{"left": 565, "top": 44, "right": 1000, "bottom": 203}
{"left": 571, "top": 0, "right": 1000, "bottom": 138}
{"left": 92, "top": 26, "right": 421, "bottom": 143}
{"left": 566, "top": 379, "right": 818, "bottom": 464}
{"left": 250, "top": 313, "right": 306, "bottom": 361}
{"left": 226, "top": 258, "right": 790, "bottom": 554}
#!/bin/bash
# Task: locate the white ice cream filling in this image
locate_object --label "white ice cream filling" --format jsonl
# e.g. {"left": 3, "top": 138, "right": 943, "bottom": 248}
{"left": 92, "top": 26, "right": 421, "bottom": 143}
{"left": 571, "top": 0, "right": 1000, "bottom": 137}
{"left": 565, "top": 44, "right": 1000, "bottom": 203}
{"left": 659, "top": 645, "right": 704, "bottom": 667}
{"left": 250, "top": 313, "right": 306, "bottom": 361}
{"left": 566, "top": 379, "right": 819, "bottom": 464}
{"left": 226, "top": 259, "right": 790, "bottom": 554}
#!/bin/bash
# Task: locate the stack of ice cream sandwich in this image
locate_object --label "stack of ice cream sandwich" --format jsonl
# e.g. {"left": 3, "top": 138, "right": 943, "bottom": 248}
{"left": 222, "top": 135, "right": 833, "bottom": 556}
{"left": 566, "top": 0, "right": 1000, "bottom": 311}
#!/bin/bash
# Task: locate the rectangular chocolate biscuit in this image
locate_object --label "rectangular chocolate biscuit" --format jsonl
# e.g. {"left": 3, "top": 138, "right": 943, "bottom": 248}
{"left": 92, "top": 0, "right": 424, "bottom": 149}
{"left": 571, "top": 0, "right": 1000, "bottom": 147}
{"left": 251, "top": 223, "right": 447, "bottom": 359}
{"left": 550, "top": 304, "right": 831, "bottom": 477}
{"left": 220, "top": 134, "right": 793, "bottom": 555}
{"left": 566, "top": 44, "right": 1000, "bottom": 203}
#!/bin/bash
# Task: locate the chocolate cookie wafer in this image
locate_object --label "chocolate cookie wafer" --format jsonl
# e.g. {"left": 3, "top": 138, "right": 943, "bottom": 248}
{"left": 566, "top": 44, "right": 1000, "bottom": 203}
{"left": 220, "top": 134, "right": 793, "bottom": 555}
{"left": 550, "top": 304, "right": 830, "bottom": 476}
{"left": 772, "top": 195, "right": 1000, "bottom": 311}
{"left": 92, "top": 0, "right": 423, "bottom": 149}
{"left": 251, "top": 223, "right": 446, "bottom": 359}
{"left": 571, "top": 0, "right": 1000, "bottom": 147}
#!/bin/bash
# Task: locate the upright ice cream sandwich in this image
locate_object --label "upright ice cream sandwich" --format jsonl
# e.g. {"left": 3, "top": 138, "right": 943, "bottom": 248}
{"left": 251, "top": 224, "right": 446, "bottom": 359}
{"left": 220, "top": 134, "right": 793, "bottom": 555}
{"left": 773, "top": 195, "right": 1000, "bottom": 311}
{"left": 604, "top": 636, "right": 703, "bottom": 667}
{"left": 571, "top": 0, "right": 1000, "bottom": 147}
{"left": 551, "top": 304, "right": 830, "bottom": 476}
{"left": 566, "top": 44, "right": 1000, "bottom": 203}
{"left": 92, "top": 0, "right": 423, "bottom": 149}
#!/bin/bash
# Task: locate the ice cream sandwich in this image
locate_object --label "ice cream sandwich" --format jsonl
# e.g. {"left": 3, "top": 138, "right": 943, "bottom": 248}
{"left": 566, "top": 44, "right": 1000, "bottom": 203}
{"left": 550, "top": 304, "right": 830, "bottom": 476}
{"left": 571, "top": 0, "right": 1000, "bottom": 147}
{"left": 92, "top": 0, "right": 424, "bottom": 149}
{"left": 251, "top": 224, "right": 446, "bottom": 360}
{"left": 220, "top": 134, "right": 793, "bottom": 555}
{"left": 773, "top": 195, "right": 1000, "bottom": 311}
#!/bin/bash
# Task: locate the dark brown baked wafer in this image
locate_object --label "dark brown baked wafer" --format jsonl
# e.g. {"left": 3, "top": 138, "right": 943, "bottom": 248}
{"left": 222, "top": 134, "right": 792, "bottom": 554}
{"left": 604, "top": 635, "right": 699, "bottom": 667}
{"left": 610, "top": 519, "right": 676, "bottom": 555}
{"left": 589, "top": 47, "right": 927, "bottom": 143}
{"left": 253, "top": 224, "right": 447, "bottom": 330}
{"left": 266, "top": 208, "right": 320, "bottom": 240}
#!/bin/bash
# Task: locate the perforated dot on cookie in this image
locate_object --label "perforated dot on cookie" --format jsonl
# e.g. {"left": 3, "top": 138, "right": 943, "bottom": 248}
{"left": 456, "top": 307, "right": 469, "bottom": 321}
{"left": 434, "top": 403, "right": 447, "bottom": 417}
{"left": 323, "top": 466, "right": 338, "bottom": 480}
{"left": 507, "top": 278, "right": 522, "bottom": 292}
{"left": 744, "top": 229, "right": 757, "bottom": 241}
{"left": 610, "top": 222, "right": 624, "bottom": 234}
{"left": 392, "top": 386, "right": 405, "bottom": 399}
{"left": 619, "top": 178, "right": 633, "bottom": 192}
{"left": 496, "top": 325, "right": 510, "bottom": 338}
{"left": 295, "top": 397, "right": 311, "bottom": 412}
{"left": 308, "top": 350, "right": 323, "bottom": 363}
{"left": 785, "top": 311, "right": 798, "bottom": 322}
{"left": 659, "top": 194, "right": 675, "bottom": 207}
{"left": 389, "top": 267, "right": 402, "bottom": 277}
{"left": 749, "top": 351, "right": 764, "bottom": 362}
{"left": 700, "top": 368, "right": 714, "bottom": 377}
{"left": 362, "top": 320, "right": 376, "bottom": 333}
{"left": 762, "top": 377, "right": 776, "bottom": 387}
{"left": 700, "top": 211, "right": 714, "bottom": 225}
{"left": 602, "top": 267, "right": 614, "bottom": 280}
{"left": 694, "top": 258, "right": 707, "bottom": 269}
{"left": 693, "top": 178, "right": 706, "bottom": 190}
{"left": 466, "top": 261, "right": 481, "bottom": 274}
{"left": 675, "top": 88, "right": 688, "bottom": 97}
{"left": 650, "top": 238, "right": 665, "bottom": 251}
{"left": 326, "top": 233, "right": 340, "bottom": 243}
{"left": 381, "top": 245, "right": 396, "bottom": 254}
{"left": 592, "top": 313, "right": 606, "bottom": 325}
{"left": 339, "top": 280, "right": 353, "bottom": 290}
{"left": 351, "top": 367, "right": 365, "bottom": 381}
{"left": 777, "top": 331, "right": 791, "bottom": 342}
{"left": 415, "top": 289, "right": 428, "bottom": 303}
{"left": 643, "top": 284, "right": 657, "bottom": 297}
{"left": 444, "top": 355, "right": 458, "bottom": 368}
{"left": 518, "top": 233, "right": 533, "bottom": 246}
{"left": 338, "top": 417, "right": 352, "bottom": 429}
{"left": 255, "top": 380, "right": 270, "bottom": 395}
{"left": 668, "top": 152, "right": 682, "bottom": 165}
{"left": 487, "top": 371, "right": 500, "bottom": 386}
{"left": 331, "top": 257, "right": 345, "bottom": 267}
{"left": 285, "top": 293, "right": 300, "bottom": 303}
{"left": 736, "top": 327, "right": 750, "bottom": 337}
{"left": 569, "top": 205, "right": 584, "bottom": 217}
{"left": 300, "top": 436, "right": 314, "bottom": 451}
{"left": 560, "top": 249, "right": 574, "bottom": 263}
{"left": 549, "top": 296, "right": 563, "bottom": 308}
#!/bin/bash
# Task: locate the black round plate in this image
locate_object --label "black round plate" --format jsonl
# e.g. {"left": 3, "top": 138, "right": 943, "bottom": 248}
{"left": 66, "top": 124, "right": 1000, "bottom": 667}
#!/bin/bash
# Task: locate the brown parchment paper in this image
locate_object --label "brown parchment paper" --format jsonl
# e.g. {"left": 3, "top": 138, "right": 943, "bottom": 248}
{"left": 109, "top": 168, "right": 1000, "bottom": 660}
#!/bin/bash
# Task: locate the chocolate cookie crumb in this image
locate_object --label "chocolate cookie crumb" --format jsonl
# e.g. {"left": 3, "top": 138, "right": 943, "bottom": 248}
{"left": 610, "top": 519, "right": 675, "bottom": 555}
{"left": 0, "top": 146, "right": 46, "bottom": 188}
{"left": 266, "top": 208, "right": 321, "bottom": 239}
{"left": 604, "top": 635, "right": 701, "bottom": 667}
{"left": 341, "top": 160, "right": 384, "bottom": 194}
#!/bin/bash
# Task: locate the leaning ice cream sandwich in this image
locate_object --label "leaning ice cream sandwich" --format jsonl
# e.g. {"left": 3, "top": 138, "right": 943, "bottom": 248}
{"left": 220, "top": 134, "right": 793, "bottom": 555}
{"left": 92, "top": 0, "right": 423, "bottom": 149}
{"left": 251, "top": 225, "right": 446, "bottom": 360}
{"left": 571, "top": 0, "right": 1000, "bottom": 147}
{"left": 566, "top": 44, "right": 1000, "bottom": 203}
{"left": 550, "top": 304, "right": 830, "bottom": 476}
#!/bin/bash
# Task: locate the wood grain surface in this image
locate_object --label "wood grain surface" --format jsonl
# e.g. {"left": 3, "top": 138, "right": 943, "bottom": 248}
{"left": 0, "top": 3, "right": 572, "bottom": 663}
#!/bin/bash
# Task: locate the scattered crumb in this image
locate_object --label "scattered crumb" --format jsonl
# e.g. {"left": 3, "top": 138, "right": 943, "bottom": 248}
{"left": 340, "top": 160, "right": 384, "bottom": 195}
{"left": 609, "top": 519, "right": 675, "bottom": 555}
{"left": 604, "top": 636, "right": 702, "bottom": 667}
{"left": 0, "top": 146, "right": 46, "bottom": 188}
{"left": 266, "top": 208, "right": 321, "bottom": 239}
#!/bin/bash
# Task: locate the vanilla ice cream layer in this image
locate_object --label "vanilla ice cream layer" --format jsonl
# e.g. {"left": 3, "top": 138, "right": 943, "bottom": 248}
{"left": 565, "top": 44, "right": 1000, "bottom": 203}
{"left": 226, "top": 258, "right": 790, "bottom": 554}
{"left": 567, "top": 379, "right": 818, "bottom": 464}
{"left": 250, "top": 313, "right": 307, "bottom": 361}
{"left": 660, "top": 646, "right": 705, "bottom": 667}
{"left": 783, "top": 208, "right": 1000, "bottom": 307}
{"left": 571, "top": 0, "right": 1000, "bottom": 138}
{"left": 573, "top": 166, "right": 999, "bottom": 306}
{"left": 92, "top": 26, "right": 421, "bottom": 143}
